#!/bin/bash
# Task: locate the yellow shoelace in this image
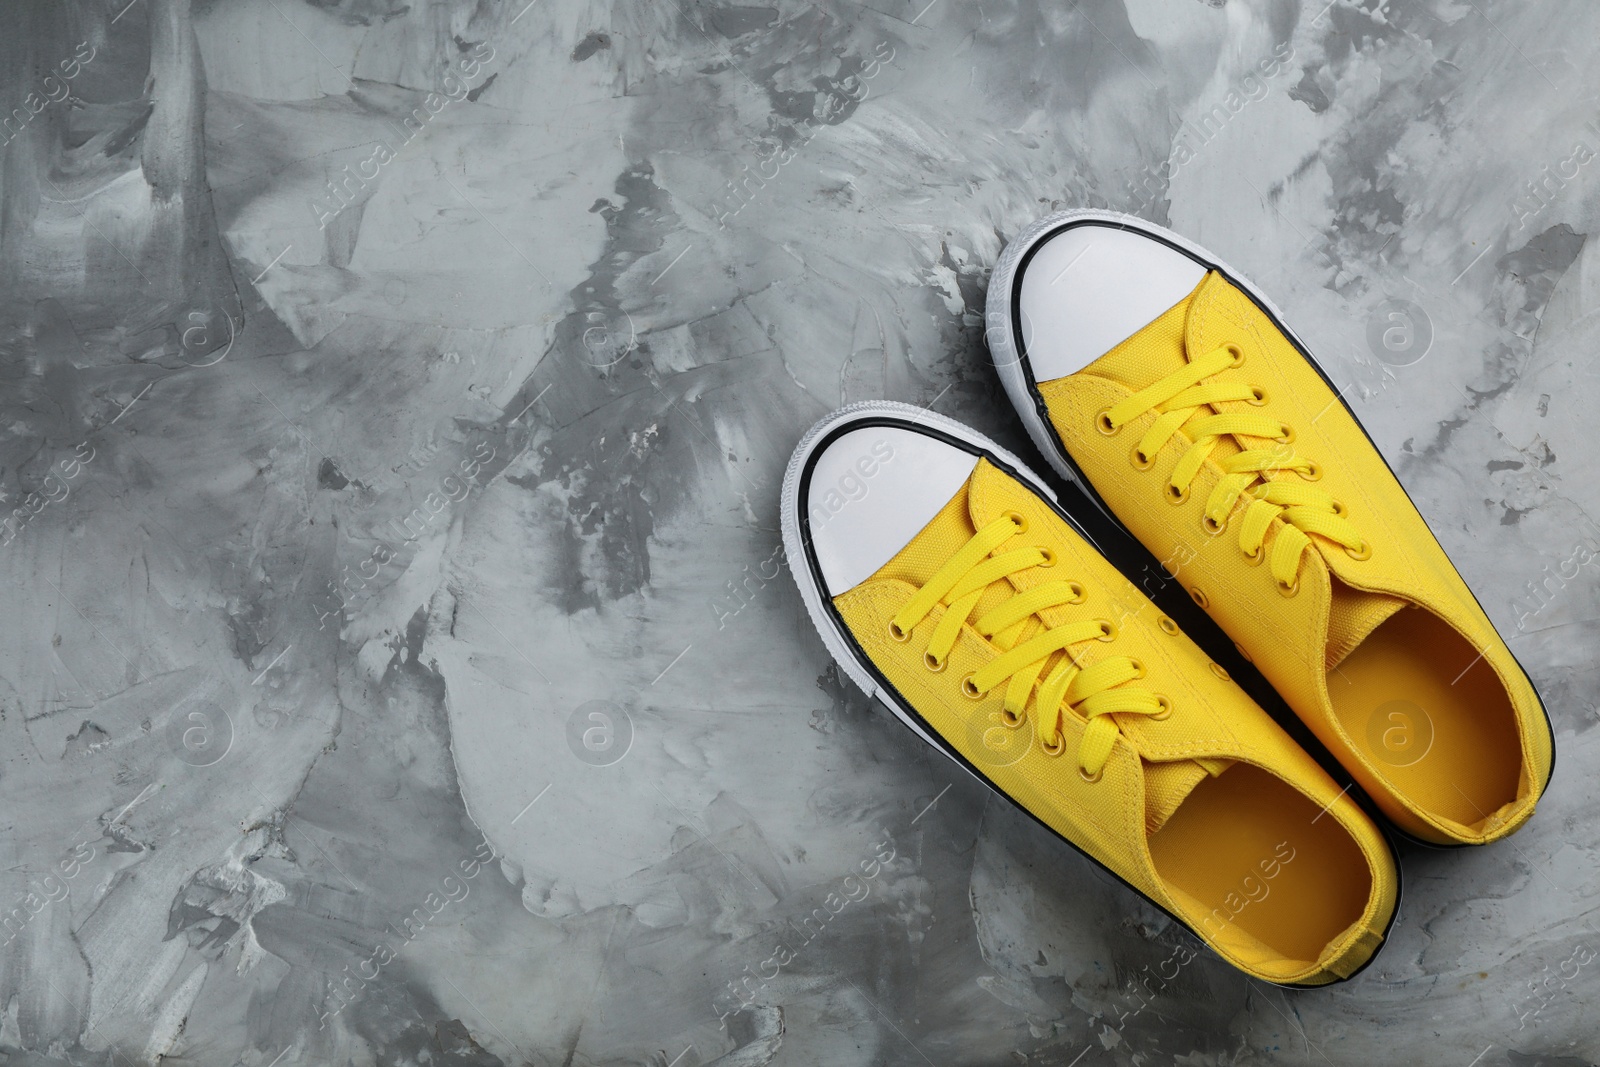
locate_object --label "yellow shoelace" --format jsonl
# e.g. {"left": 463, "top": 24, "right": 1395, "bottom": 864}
{"left": 889, "top": 514, "right": 1167, "bottom": 778}
{"left": 1098, "top": 344, "right": 1369, "bottom": 595}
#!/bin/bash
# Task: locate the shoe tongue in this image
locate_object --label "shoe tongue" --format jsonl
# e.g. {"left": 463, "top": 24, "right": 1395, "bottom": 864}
{"left": 1146, "top": 759, "right": 1230, "bottom": 834}
{"left": 1068, "top": 273, "right": 1407, "bottom": 827}
{"left": 1327, "top": 578, "right": 1409, "bottom": 670}
{"left": 967, "top": 462, "right": 1234, "bottom": 835}
{"left": 1090, "top": 272, "right": 1412, "bottom": 675}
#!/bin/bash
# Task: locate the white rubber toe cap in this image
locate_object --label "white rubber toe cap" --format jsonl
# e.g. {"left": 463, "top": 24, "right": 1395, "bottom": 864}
{"left": 1017, "top": 224, "right": 1207, "bottom": 382}
{"left": 805, "top": 426, "right": 978, "bottom": 595}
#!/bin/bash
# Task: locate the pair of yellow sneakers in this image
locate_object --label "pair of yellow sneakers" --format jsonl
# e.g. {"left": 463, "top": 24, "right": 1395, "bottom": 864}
{"left": 779, "top": 212, "right": 1553, "bottom": 985}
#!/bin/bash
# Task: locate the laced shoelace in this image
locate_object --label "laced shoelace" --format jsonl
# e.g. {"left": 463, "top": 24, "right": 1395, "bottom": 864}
{"left": 1097, "top": 344, "right": 1370, "bottom": 595}
{"left": 888, "top": 513, "right": 1168, "bottom": 779}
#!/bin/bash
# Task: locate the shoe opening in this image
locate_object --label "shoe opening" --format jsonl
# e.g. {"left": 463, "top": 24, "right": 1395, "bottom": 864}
{"left": 1149, "top": 764, "right": 1373, "bottom": 977}
{"left": 1330, "top": 606, "right": 1522, "bottom": 834}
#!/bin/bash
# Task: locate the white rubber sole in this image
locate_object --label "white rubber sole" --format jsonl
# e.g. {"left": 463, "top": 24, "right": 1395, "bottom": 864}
{"left": 779, "top": 401, "right": 1073, "bottom": 774}
{"left": 983, "top": 209, "right": 1335, "bottom": 496}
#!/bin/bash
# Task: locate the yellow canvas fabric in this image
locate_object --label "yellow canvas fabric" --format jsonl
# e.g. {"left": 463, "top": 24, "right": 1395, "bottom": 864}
{"left": 1037, "top": 271, "right": 1553, "bottom": 845}
{"left": 832, "top": 458, "right": 1396, "bottom": 983}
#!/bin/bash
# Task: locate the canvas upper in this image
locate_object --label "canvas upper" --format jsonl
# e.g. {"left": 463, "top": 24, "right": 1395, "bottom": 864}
{"left": 784, "top": 406, "right": 1398, "bottom": 984}
{"left": 994, "top": 215, "right": 1554, "bottom": 847}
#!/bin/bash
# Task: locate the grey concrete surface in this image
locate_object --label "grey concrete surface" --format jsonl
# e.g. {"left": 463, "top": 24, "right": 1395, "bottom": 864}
{"left": 0, "top": 0, "right": 1597, "bottom": 1063}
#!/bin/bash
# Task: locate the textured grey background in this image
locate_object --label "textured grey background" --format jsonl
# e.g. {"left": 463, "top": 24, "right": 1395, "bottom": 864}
{"left": 1, "top": 0, "right": 1597, "bottom": 1064}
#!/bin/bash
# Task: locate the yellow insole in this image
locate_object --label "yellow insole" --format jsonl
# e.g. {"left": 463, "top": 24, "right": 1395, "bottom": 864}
{"left": 1149, "top": 765, "right": 1370, "bottom": 968}
{"left": 1330, "top": 608, "right": 1520, "bottom": 829}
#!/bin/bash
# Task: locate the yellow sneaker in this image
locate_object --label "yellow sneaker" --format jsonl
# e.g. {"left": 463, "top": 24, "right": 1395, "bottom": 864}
{"left": 781, "top": 402, "right": 1398, "bottom": 984}
{"left": 985, "top": 210, "right": 1554, "bottom": 846}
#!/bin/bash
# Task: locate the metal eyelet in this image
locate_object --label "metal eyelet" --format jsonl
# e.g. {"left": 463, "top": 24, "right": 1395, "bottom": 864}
{"left": 1000, "top": 707, "right": 1024, "bottom": 728}
{"left": 1042, "top": 732, "right": 1066, "bottom": 757}
{"left": 1078, "top": 764, "right": 1103, "bottom": 783}
{"left": 1234, "top": 641, "right": 1254, "bottom": 663}
{"left": 1242, "top": 546, "right": 1265, "bottom": 567}
{"left": 1278, "top": 576, "right": 1300, "bottom": 598}
{"left": 924, "top": 651, "right": 945, "bottom": 672}
{"left": 1201, "top": 514, "right": 1226, "bottom": 536}
{"left": 1150, "top": 695, "right": 1173, "bottom": 721}
{"left": 1131, "top": 444, "right": 1155, "bottom": 471}
{"left": 1345, "top": 540, "right": 1373, "bottom": 561}
{"left": 1300, "top": 460, "right": 1322, "bottom": 481}
{"left": 1247, "top": 386, "right": 1268, "bottom": 406}
{"left": 1096, "top": 619, "right": 1117, "bottom": 642}
{"left": 1096, "top": 409, "right": 1119, "bottom": 435}
{"left": 1128, "top": 658, "right": 1147, "bottom": 680}
{"left": 889, "top": 621, "right": 911, "bottom": 642}
{"left": 1157, "top": 615, "right": 1180, "bottom": 636}
{"left": 1002, "top": 510, "right": 1028, "bottom": 533}
{"left": 961, "top": 675, "right": 983, "bottom": 699}
{"left": 1064, "top": 581, "right": 1086, "bottom": 604}
{"left": 1165, "top": 483, "right": 1189, "bottom": 505}
{"left": 1189, "top": 586, "right": 1209, "bottom": 609}
{"left": 1276, "top": 424, "right": 1296, "bottom": 445}
{"left": 1037, "top": 547, "right": 1057, "bottom": 568}
{"left": 1331, "top": 500, "right": 1349, "bottom": 519}
{"left": 1208, "top": 662, "right": 1230, "bottom": 681}
{"left": 1224, "top": 345, "right": 1245, "bottom": 368}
